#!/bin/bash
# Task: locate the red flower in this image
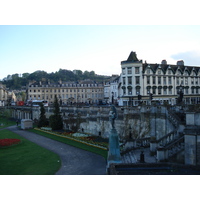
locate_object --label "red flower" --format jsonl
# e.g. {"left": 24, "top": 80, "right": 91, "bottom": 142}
{"left": 0, "top": 139, "right": 21, "bottom": 147}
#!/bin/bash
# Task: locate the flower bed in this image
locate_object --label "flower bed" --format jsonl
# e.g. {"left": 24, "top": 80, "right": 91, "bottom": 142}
{"left": 34, "top": 128, "right": 108, "bottom": 150}
{"left": 0, "top": 138, "right": 21, "bottom": 148}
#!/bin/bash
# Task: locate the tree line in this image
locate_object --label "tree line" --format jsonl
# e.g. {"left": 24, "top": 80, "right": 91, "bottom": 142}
{"left": 1, "top": 69, "right": 110, "bottom": 90}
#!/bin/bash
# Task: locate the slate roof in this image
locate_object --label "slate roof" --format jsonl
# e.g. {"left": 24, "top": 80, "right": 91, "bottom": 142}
{"left": 121, "top": 51, "right": 142, "bottom": 64}
{"left": 142, "top": 63, "right": 200, "bottom": 75}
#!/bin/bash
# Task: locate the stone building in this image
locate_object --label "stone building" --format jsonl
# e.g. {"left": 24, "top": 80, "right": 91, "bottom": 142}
{"left": 118, "top": 51, "right": 200, "bottom": 106}
{"left": 0, "top": 83, "right": 8, "bottom": 106}
{"left": 104, "top": 75, "right": 120, "bottom": 104}
{"left": 27, "top": 79, "right": 104, "bottom": 105}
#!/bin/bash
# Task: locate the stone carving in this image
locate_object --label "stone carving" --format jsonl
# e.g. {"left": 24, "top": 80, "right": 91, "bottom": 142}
{"left": 109, "top": 105, "right": 117, "bottom": 129}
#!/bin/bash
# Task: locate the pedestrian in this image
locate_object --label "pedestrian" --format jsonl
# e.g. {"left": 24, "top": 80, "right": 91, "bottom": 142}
{"left": 16, "top": 120, "right": 19, "bottom": 126}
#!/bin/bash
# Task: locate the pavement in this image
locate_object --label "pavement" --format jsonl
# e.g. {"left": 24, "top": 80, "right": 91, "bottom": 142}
{"left": 6, "top": 126, "right": 107, "bottom": 175}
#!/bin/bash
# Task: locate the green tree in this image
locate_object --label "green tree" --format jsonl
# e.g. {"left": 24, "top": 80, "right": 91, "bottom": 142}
{"left": 49, "top": 95, "right": 63, "bottom": 130}
{"left": 38, "top": 103, "right": 48, "bottom": 128}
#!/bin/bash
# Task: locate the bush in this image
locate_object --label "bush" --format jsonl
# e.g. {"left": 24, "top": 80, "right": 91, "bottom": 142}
{"left": 49, "top": 95, "right": 63, "bottom": 130}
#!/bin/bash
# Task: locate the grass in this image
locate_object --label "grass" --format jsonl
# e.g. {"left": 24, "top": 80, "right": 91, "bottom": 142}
{"left": 0, "top": 129, "right": 61, "bottom": 175}
{"left": 0, "top": 118, "right": 16, "bottom": 128}
{"left": 30, "top": 129, "right": 108, "bottom": 159}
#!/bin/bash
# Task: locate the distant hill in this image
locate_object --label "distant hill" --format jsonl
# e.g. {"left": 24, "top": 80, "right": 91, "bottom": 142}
{"left": 1, "top": 69, "right": 111, "bottom": 90}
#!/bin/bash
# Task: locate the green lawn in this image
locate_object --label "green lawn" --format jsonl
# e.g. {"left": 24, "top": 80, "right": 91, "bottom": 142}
{"left": 30, "top": 129, "right": 108, "bottom": 159}
{"left": 0, "top": 129, "right": 61, "bottom": 175}
{"left": 0, "top": 118, "right": 16, "bottom": 129}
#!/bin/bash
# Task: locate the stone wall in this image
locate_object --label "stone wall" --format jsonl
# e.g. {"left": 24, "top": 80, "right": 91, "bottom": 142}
{"left": 10, "top": 105, "right": 177, "bottom": 140}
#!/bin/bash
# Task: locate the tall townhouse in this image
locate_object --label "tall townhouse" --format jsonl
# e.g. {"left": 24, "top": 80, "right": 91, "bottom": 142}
{"left": 0, "top": 83, "right": 8, "bottom": 106}
{"left": 27, "top": 79, "right": 104, "bottom": 105}
{"left": 104, "top": 75, "right": 120, "bottom": 104}
{"left": 118, "top": 51, "right": 200, "bottom": 106}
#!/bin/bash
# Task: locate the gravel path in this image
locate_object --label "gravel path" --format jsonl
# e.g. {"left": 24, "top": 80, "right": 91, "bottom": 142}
{"left": 7, "top": 126, "right": 107, "bottom": 175}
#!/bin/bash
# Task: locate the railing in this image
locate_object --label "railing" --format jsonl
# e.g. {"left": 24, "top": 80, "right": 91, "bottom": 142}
{"left": 157, "top": 131, "right": 183, "bottom": 147}
{"left": 156, "top": 131, "right": 184, "bottom": 161}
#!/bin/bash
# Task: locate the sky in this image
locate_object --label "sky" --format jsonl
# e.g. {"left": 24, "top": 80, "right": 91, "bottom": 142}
{"left": 1, "top": 25, "right": 200, "bottom": 80}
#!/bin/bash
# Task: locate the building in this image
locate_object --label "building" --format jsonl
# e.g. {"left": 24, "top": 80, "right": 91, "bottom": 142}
{"left": 27, "top": 79, "right": 104, "bottom": 105}
{"left": 0, "top": 83, "right": 8, "bottom": 106}
{"left": 118, "top": 51, "right": 200, "bottom": 106}
{"left": 104, "top": 75, "right": 120, "bottom": 104}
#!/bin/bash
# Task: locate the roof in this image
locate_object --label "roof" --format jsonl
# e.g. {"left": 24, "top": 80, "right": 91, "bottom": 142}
{"left": 143, "top": 63, "right": 200, "bottom": 75}
{"left": 121, "top": 51, "right": 142, "bottom": 64}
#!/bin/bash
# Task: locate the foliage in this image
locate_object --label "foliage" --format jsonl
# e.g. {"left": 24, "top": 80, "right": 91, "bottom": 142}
{"left": 1, "top": 69, "right": 110, "bottom": 90}
{"left": 37, "top": 103, "right": 48, "bottom": 128}
{"left": 49, "top": 95, "right": 63, "bottom": 130}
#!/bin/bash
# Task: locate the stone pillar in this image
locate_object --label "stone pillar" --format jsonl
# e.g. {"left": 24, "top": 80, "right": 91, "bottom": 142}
{"left": 184, "top": 133, "right": 197, "bottom": 165}
{"left": 157, "top": 147, "right": 168, "bottom": 162}
{"left": 150, "top": 139, "right": 157, "bottom": 155}
{"left": 107, "top": 128, "right": 121, "bottom": 171}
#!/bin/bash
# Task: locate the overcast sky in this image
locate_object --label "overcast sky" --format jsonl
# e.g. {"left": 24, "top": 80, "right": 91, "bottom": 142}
{"left": 1, "top": 1, "right": 200, "bottom": 80}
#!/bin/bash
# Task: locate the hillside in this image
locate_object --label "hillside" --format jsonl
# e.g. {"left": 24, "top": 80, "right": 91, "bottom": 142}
{"left": 1, "top": 69, "right": 111, "bottom": 90}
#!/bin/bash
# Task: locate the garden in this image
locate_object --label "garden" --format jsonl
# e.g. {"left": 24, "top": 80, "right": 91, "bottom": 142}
{"left": 0, "top": 129, "right": 61, "bottom": 175}
{"left": 32, "top": 128, "right": 108, "bottom": 159}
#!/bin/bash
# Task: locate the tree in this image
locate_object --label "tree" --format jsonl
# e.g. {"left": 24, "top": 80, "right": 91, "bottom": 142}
{"left": 38, "top": 103, "right": 48, "bottom": 128}
{"left": 49, "top": 95, "right": 63, "bottom": 130}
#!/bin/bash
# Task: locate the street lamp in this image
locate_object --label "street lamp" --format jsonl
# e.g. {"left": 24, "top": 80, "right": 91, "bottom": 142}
{"left": 112, "top": 92, "right": 114, "bottom": 105}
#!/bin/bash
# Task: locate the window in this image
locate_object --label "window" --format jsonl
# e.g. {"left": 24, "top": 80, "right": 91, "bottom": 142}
{"left": 163, "top": 77, "right": 166, "bottom": 85}
{"left": 147, "top": 76, "right": 150, "bottom": 84}
{"left": 158, "top": 77, "right": 161, "bottom": 84}
{"left": 128, "top": 88, "right": 132, "bottom": 95}
{"left": 128, "top": 76, "right": 132, "bottom": 85}
{"left": 168, "top": 77, "right": 172, "bottom": 84}
{"left": 158, "top": 88, "right": 161, "bottom": 95}
{"left": 168, "top": 70, "right": 171, "bottom": 75}
{"left": 147, "top": 69, "right": 151, "bottom": 74}
{"left": 191, "top": 87, "right": 194, "bottom": 94}
{"left": 185, "top": 78, "right": 188, "bottom": 85}
{"left": 123, "top": 77, "right": 126, "bottom": 85}
{"left": 191, "top": 78, "right": 194, "bottom": 85}
{"left": 135, "top": 67, "right": 140, "bottom": 74}
{"left": 176, "top": 77, "right": 179, "bottom": 85}
{"left": 196, "top": 78, "right": 198, "bottom": 84}
{"left": 158, "top": 69, "right": 161, "bottom": 74}
{"left": 169, "top": 88, "right": 172, "bottom": 95}
{"left": 136, "top": 88, "right": 140, "bottom": 95}
{"left": 153, "top": 77, "right": 156, "bottom": 84}
{"left": 123, "top": 88, "right": 126, "bottom": 95}
{"left": 164, "top": 88, "right": 167, "bottom": 95}
{"left": 135, "top": 77, "right": 140, "bottom": 85}
{"left": 122, "top": 68, "right": 126, "bottom": 75}
{"left": 181, "top": 79, "right": 183, "bottom": 85}
{"left": 128, "top": 67, "right": 132, "bottom": 74}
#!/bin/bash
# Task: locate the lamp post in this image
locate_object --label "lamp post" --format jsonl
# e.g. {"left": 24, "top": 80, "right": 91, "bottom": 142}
{"left": 111, "top": 92, "right": 114, "bottom": 105}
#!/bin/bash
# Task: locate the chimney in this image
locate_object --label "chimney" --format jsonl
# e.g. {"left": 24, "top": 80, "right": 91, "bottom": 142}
{"left": 161, "top": 60, "right": 167, "bottom": 65}
{"left": 177, "top": 60, "right": 184, "bottom": 66}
